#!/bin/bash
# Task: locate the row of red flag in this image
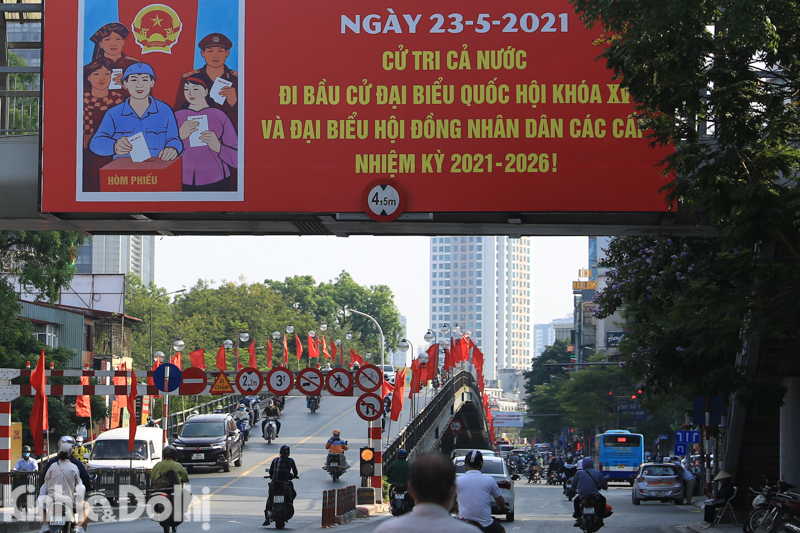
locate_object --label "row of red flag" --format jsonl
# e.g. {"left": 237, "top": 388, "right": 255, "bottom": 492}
{"left": 160, "top": 333, "right": 365, "bottom": 373}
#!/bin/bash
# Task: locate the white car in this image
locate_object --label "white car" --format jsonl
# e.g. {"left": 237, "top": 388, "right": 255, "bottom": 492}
{"left": 451, "top": 448, "right": 499, "bottom": 459}
{"left": 383, "top": 365, "right": 397, "bottom": 385}
{"left": 454, "top": 455, "right": 518, "bottom": 522}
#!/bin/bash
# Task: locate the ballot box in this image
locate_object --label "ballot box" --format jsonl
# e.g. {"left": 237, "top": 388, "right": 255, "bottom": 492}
{"left": 99, "top": 157, "right": 182, "bottom": 192}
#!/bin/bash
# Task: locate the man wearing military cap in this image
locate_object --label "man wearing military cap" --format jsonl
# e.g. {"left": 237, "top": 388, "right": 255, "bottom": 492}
{"left": 174, "top": 32, "right": 239, "bottom": 128}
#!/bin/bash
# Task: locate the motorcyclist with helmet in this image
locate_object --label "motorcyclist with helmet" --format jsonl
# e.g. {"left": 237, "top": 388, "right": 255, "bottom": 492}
{"left": 386, "top": 449, "right": 411, "bottom": 488}
{"left": 264, "top": 445, "right": 299, "bottom": 526}
{"left": 571, "top": 457, "right": 608, "bottom": 527}
{"left": 41, "top": 442, "right": 89, "bottom": 533}
{"left": 74, "top": 437, "right": 90, "bottom": 465}
{"left": 454, "top": 450, "right": 508, "bottom": 533}
{"left": 324, "top": 430, "right": 349, "bottom": 469}
{"left": 150, "top": 446, "right": 189, "bottom": 490}
{"left": 261, "top": 399, "right": 282, "bottom": 438}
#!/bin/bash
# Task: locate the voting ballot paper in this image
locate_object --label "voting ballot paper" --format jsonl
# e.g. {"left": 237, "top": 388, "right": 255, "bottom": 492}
{"left": 109, "top": 69, "right": 123, "bottom": 90}
{"left": 188, "top": 115, "right": 209, "bottom": 147}
{"left": 127, "top": 132, "right": 151, "bottom": 163}
{"left": 210, "top": 77, "right": 232, "bottom": 105}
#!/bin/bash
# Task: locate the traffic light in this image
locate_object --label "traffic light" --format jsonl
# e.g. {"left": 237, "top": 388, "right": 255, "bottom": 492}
{"left": 360, "top": 447, "right": 375, "bottom": 477}
{"left": 637, "top": 389, "right": 643, "bottom": 395}
{"left": 631, "top": 394, "right": 637, "bottom": 399}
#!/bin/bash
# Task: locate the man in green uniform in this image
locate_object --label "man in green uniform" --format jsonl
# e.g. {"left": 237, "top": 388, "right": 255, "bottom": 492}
{"left": 386, "top": 449, "right": 411, "bottom": 488}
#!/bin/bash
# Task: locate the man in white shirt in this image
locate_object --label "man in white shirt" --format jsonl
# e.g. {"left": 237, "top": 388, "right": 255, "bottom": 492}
{"left": 375, "top": 452, "right": 481, "bottom": 533}
{"left": 454, "top": 450, "right": 508, "bottom": 533}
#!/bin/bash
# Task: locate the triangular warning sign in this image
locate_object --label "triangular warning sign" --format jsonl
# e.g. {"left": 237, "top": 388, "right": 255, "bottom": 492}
{"left": 210, "top": 372, "right": 235, "bottom": 395}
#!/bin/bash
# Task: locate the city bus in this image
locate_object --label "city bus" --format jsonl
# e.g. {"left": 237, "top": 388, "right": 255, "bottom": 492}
{"left": 593, "top": 429, "right": 644, "bottom": 483}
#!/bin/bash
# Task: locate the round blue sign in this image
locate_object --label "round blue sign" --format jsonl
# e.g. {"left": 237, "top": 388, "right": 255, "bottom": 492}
{"left": 153, "top": 363, "right": 182, "bottom": 392}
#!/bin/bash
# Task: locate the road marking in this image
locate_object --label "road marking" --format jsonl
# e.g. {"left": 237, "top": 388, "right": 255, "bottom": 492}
{"left": 191, "top": 405, "right": 353, "bottom": 506}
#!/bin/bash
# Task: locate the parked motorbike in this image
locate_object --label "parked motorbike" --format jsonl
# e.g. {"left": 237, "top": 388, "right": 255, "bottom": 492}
{"left": 264, "top": 472, "right": 297, "bottom": 530}
{"left": 577, "top": 494, "right": 608, "bottom": 533}
{"left": 323, "top": 452, "right": 347, "bottom": 482}
{"left": 763, "top": 490, "right": 800, "bottom": 533}
{"left": 308, "top": 396, "right": 320, "bottom": 414}
{"left": 236, "top": 419, "right": 251, "bottom": 443}
{"left": 389, "top": 484, "right": 415, "bottom": 516}
{"left": 263, "top": 417, "right": 278, "bottom": 444}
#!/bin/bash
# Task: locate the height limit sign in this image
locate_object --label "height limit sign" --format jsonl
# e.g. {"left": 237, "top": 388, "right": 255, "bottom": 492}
{"left": 362, "top": 179, "right": 406, "bottom": 222}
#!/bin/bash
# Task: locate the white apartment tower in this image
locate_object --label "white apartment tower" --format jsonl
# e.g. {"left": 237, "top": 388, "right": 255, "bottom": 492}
{"left": 75, "top": 236, "right": 155, "bottom": 285}
{"left": 429, "top": 236, "right": 533, "bottom": 380}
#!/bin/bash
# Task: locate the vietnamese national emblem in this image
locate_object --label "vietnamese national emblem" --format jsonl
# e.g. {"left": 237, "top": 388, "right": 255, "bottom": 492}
{"left": 132, "top": 4, "right": 182, "bottom": 54}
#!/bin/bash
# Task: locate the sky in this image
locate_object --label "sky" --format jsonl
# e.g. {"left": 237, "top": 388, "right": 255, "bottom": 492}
{"left": 154, "top": 235, "right": 588, "bottom": 350}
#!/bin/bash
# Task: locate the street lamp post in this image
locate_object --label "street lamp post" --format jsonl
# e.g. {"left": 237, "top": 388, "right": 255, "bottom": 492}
{"left": 345, "top": 332, "right": 353, "bottom": 368}
{"left": 286, "top": 325, "right": 294, "bottom": 368}
{"left": 418, "top": 350, "right": 431, "bottom": 405}
{"left": 397, "top": 339, "right": 413, "bottom": 412}
{"left": 348, "top": 310, "right": 385, "bottom": 369}
{"left": 162, "top": 338, "right": 184, "bottom": 444}
{"left": 149, "top": 289, "right": 186, "bottom": 362}
{"left": 272, "top": 331, "right": 281, "bottom": 367}
{"left": 224, "top": 331, "right": 250, "bottom": 371}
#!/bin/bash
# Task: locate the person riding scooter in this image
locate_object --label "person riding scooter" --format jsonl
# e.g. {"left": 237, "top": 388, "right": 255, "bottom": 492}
{"left": 261, "top": 399, "right": 282, "bottom": 439}
{"left": 150, "top": 445, "right": 189, "bottom": 489}
{"left": 41, "top": 443, "right": 88, "bottom": 533}
{"left": 324, "top": 430, "right": 350, "bottom": 469}
{"left": 264, "top": 445, "right": 299, "bottom": 527}
{"left": 232, "top": 404, "right": 251, "bottom": 440}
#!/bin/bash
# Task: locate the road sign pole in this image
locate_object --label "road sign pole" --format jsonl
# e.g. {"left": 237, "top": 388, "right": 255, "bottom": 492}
{"left": 164, "top": 365, "right": 170, "bottom": 445}
{"left": 368, "top": 419, "right": 383, "bottom": 504}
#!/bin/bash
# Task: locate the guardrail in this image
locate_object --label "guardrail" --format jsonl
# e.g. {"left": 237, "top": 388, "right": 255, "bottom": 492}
{"left": 383, "top": 371, "right": 478, "bottom": 467}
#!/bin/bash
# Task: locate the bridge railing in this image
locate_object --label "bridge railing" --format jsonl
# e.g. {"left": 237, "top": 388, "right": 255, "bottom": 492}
{"left": 383, "top": 370, "right": 478, "bottom": 467}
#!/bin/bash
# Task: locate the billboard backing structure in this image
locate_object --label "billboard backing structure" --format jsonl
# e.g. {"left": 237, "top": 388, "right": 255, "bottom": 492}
{"left": 36, "top": 0, "right": 691, "bottom": 235}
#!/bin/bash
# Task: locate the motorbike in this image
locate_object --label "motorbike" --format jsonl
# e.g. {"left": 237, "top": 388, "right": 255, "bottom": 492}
{"left": 274, "top": 396, "right": 286, "bottom": 411}
{"left": 148, "top": 470, "right": 191, "bottom": 533}
{"left": 744, "top": 481, "right": 797, "bottom": 533}
{"left": 263, "top": 417, "right": 278, "bottom": 444}
{"left": 527, "top": 465, "right": 541, "bottom": 484}
{"left": 323, "top": 452, "right": 347, "bottom": 482}
{"left": 47, "top": 501, "right": 75, "bottom": 533}
{"left": 389, "top": 484, "right": 415, "bottom": 516}
{"left": 264, "top": 472, "right": 297, "bottom": 530}
{"left": 577, "top": 494, "right": 608, "bottom": 533}
{"left": 236, "top": 418, "right": 251, "bottom": 443}
{"left": 547, "top": 468, "right": 560, "bottom": 485}
{"left": 762, "top": 491, "right": 800, "bottom": 533}
{"left": 308, "top": 396, "right": 320, "bottom": 414}
{"left": 563, "top": 466, "right": 578, "bottom": 499}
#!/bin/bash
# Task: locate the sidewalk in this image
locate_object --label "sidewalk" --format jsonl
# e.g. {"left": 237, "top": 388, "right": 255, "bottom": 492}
{"left": 675, "top": 498, "right": 742, "bottom": 533}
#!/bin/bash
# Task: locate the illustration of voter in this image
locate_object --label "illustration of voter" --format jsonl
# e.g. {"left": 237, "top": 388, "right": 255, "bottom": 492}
{"left": 89, "top": 22, "right": 139, "bottom": 89}
{"left": 89, "top": 62, "right": 182, "bottom": 163}
{"left": 174, "top": 33, "right": 238, "bottom": 128}
{"left": 175, "top": 76, "right": 238, "bottom": 191}
{"left": 82, "top": 57, "right": 125, "bottom": 191}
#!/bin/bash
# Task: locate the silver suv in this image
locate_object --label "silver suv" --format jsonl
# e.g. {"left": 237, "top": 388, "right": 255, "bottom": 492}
{"left": 383, "top": 365, "right": 397, "bottom": 385}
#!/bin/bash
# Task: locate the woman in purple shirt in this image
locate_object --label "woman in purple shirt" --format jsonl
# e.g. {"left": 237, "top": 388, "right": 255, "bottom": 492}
{"left": 176, "top": 76, "right": 238, "bottom": 191}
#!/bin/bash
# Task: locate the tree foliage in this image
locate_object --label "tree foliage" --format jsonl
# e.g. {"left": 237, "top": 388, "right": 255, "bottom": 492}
{"left": 125, "top": 272, "right": 404, "bottom": 372}
{"left": 569, "top": 0, "right": 800, "bottom": 410}
{"left": 525, "top": 339, "right": 573, "bottom": 393}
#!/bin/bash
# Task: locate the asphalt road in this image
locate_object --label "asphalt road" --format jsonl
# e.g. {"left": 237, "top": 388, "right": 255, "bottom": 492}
{"left": 68, "top": 393, "right": 422, "bottom": 532}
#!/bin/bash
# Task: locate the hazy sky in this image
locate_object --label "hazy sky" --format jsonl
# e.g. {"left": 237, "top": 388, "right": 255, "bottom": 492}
{"left": 154, "top": 236, "right": 588, "bottom": 349}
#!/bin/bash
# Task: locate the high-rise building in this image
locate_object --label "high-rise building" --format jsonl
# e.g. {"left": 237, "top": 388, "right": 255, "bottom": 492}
{"left": 429, "top": 236, "right": 533, "bottom": 380}
{"left": 75, "top": 236, "right": 155, "bottom": 285}
{"left": 534, "top": 314, "right": 575, "bottom": 356}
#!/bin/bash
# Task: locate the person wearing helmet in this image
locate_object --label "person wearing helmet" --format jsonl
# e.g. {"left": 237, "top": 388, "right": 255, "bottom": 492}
{"left": 42, "top": 443, "right": 88, "bottom": 533}
{"left": 454, "top": 450, "right": 508, "bottom": 533}
{"left": 39, "top": 437, "right": 92, "bottom": 533}
{"left": 264, "top": 445, "right": 299, "bottom": 526}
{"left": 214, "top": 404, "right": 224, "bottom": 413}
{"left": 150, "top": 445, "right": 189, "bottom": 490}
{"left": 12, "top": 445, "right": 38, "bottom": 472}
{"left": 74, "top": 437, "right": 90, "bottom": 465}
{"left": 385, "top": 449, "right": 411, "bottom": 490}
{"left": 261, "top": 399, "right": 281, "bottom": 438}
{"left": 324, "top": 430, "right": 349, "bottom": 469}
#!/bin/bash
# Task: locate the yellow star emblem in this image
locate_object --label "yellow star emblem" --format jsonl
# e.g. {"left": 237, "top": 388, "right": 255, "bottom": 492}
{"left": 151, "top": 14, "right": 163, "bottom": 27}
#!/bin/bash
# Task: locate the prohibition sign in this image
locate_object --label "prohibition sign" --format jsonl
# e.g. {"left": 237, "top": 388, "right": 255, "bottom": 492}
{"left": 153, "top": 363, "right": 182, "bottom": 393}
{"left": 355, "top": 364, "right": 383, "bottom": 393}
{"left": 361, "top": 178, "right": 406, "bottom": 222}
{"left": 266, "top": 367, "right": 294, "bottom": 396}
{"left": 325, "top": 369, "right": 353, "bottom": 396}
{"left": 450, "top": 419, "right": 462, "bottom": 433}
{"left": 296, "top": 368, "right": 324, "bottom": 396}
{"left": 179, "top": 367, "right": 207, "bottom": 395}
{"left": 356, "top": 392, "right": 383, "bottom": 421}
{"left": 236, "top": 367, "right": 264, "bottom": 395}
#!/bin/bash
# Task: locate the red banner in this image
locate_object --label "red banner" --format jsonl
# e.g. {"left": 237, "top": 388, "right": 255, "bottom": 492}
{"left": 42, "top": 0, "right": 672, "bottom": 216}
